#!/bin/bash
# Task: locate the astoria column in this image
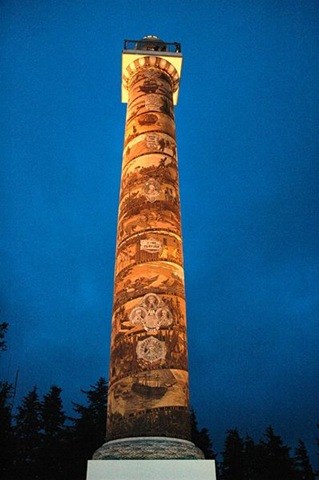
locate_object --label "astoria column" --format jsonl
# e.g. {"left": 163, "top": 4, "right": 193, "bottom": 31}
{"left": 94, "top": 36, "right": 203, "bottom": 460}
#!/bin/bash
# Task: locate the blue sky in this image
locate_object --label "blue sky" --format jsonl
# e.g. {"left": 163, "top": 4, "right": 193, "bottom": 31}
{"left": 1, "top": 0, "right": 319, "bottom": 463}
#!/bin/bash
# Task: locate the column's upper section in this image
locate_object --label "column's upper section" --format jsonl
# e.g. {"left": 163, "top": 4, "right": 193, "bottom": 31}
{"left": 122, "top": 35, "right": 183, "bottom": 105}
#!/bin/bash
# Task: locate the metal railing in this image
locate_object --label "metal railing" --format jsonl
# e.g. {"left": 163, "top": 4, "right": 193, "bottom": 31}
{"left": 123, "top": 39, "right": 181, "bottom": 53}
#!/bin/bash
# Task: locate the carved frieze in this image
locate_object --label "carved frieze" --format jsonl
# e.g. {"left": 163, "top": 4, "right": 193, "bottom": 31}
{"left": 108, "top": 60, "right": 190, "bottom": 441}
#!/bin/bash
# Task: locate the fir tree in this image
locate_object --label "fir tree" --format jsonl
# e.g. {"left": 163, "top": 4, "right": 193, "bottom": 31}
{"left": 0, "top": 321, "right": 8, "bottom": 352}
{"left": 294, "top": 439, "right": 315, "bottom": 480}
{"left": 190, "top": 408, "right": 216, "bottom": 459}
{"left": 259, "top": 425, "right": 295, "bottom": 480}
{"left": 0, "top": 382, "right": 14, "bottom": 479}
{"left": 220, "top": 428, "right": 246, "bottom": 480}
{"left": 68, "top": 378, "right": 108, "bottom": 480}
{"left": 243, "top": 435, "right": 259, "bottom": 480}
{"left": 72, "top": 377, "right": 108, "bottom": 447}
{"left": 38, "top": 385, "right": 67, "bottom": 480}
{"left": 14, "top": 387, "right": 42, "bottom": 480}
{"left": 41, "top": 385, "right": 66, "bottom": 437}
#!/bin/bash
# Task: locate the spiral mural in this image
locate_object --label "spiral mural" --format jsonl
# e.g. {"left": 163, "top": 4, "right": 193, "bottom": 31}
{"left": 107, "top": 56, "right": 191, "bottom": 441}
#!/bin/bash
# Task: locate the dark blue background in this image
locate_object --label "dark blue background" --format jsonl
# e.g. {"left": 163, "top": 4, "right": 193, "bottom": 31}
{"left": 1, "top": 0, "right": 318, "bottom": 464}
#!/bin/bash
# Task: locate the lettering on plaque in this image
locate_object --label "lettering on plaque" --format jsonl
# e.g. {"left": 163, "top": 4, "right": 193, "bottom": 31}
{"left": 140, "top": 238, "right": 162, "bottom": 253}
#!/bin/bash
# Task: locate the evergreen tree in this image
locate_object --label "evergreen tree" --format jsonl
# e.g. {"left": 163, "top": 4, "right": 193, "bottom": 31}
{"left": 243, "top": 435, "right": 260, "bottom": 480}
{"left": 0, "top": 382, "right": 14, "bottom": 479}
{"left": 38, "top": 385, "right": 67, "bottom": 480}
{"left": 0, "top": 321, "right": 9, "bottom": 352}
{"left": 220, "top": 428, "right": 246, "bottom": 480}
{"left": 72, "top": 377, "right": 108, "bottom": 449}
{"left": 41, "top": 385, "right": 66, "bottom": 437}
{"left": 294, "top": 439, "right": 315, "bottom": 480}
{"left": 190, "top": 408, "right": 216, "bottom": 459}
{"left": 14, "top": 387, "right": 42, "bottom": 480}
{"left": 68, "top": 378, "right": 108, "bottom": 480}
{"left": 258, "top": 425, "right": 295, "bottom": 480}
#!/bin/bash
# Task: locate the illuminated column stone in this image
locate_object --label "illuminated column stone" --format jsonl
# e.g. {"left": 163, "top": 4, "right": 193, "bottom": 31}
{"left": 92, "top": 37, "right": 209, "bottom": 463}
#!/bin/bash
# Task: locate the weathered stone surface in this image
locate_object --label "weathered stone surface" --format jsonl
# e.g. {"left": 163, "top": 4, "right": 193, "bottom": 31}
{"left": 93, "top": 437, "right": 204, "bottom": 460}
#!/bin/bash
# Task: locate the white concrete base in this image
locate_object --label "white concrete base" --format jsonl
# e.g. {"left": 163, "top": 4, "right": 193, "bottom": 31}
{"left": 87, "top": 459, "right": 216, "bottom": 480}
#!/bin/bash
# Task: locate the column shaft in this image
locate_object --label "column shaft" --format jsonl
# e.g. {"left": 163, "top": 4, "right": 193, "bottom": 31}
{"left": 107, "top": 64, "right": 191, "bottom": 442}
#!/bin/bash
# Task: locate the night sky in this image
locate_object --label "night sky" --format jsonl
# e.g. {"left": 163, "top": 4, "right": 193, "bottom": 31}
{"left": 2, "top": 0, "right": 319, "bottom": 464}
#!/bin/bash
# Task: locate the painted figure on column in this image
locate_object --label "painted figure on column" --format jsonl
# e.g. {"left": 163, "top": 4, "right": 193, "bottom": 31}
{"left": 94, "top": 36, "right": 204, "bottom": 460}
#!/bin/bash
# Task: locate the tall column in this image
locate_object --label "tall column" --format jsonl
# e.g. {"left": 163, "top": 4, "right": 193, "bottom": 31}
{"left": 93, "top": 36, "right": 205, "bottom": 461}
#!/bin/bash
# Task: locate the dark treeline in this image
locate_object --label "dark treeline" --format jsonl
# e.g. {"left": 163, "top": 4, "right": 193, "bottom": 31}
{"left": 0, "top": 378, "right": 108, "bottom": 480}
{"left": 219, "top": 427, "right": 316, "bottom": 480}
{"left": 0, "top": 377, "right": 317, "bottom": 480}
{"left": 0, "top": 325, "right": 317, "bottom": 479}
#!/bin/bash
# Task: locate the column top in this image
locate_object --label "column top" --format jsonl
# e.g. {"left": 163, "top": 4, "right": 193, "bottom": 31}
{"left": 121, "top": 37, "right": 183, "bottom": 105}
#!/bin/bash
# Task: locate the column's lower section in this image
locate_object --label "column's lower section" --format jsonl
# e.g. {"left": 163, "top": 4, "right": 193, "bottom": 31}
{"left": 93, "top": 436, "right": 204, "bottom": 459}
{"left": 87, "top": 459, "right": 216, "bottom": 480}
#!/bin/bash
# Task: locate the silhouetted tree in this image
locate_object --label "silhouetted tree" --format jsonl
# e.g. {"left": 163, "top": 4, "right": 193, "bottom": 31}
{"left": 38, "top": 385, "right": 67, "bottom": 480}
{"left": 8, "top": 373, "right": 316, "bottom": 480}
{"left": 14, "top": 387, "right": 42, "bottom": 480}
{"left": 243, "top": 435, "right": 260, "bottom": 480}
{"left": 41, "top": 385, "right": 65, "bottom": 436}
{"left": 294, "top": 440, "right": 315, "bottom": 480}
{"left": 0, "top": 382, "right": 14, "bottom": 479}
{"left": 0, "top": 322, "right": 8, "bottom": 351}
{"left": 258, "top": 425, "right": 295, "bottom": 480}
{"left": 220, "top": 428, "right": 246, "bottom": 480}
{"left": 68, "top": 378, "right": 108, "bottom": 480}
{"left": 190, "top": 408, "right": 216, "bottom": 459}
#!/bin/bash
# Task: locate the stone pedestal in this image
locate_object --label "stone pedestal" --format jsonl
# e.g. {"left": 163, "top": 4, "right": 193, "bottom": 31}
{"left": 93, "top": 437, "right": 204, "bottom": 460}
{"left": 87, "top": 437, "right": 216, "bottom": 480}
{"left": 86, "top": 459, "right": 216, "bottom": 480}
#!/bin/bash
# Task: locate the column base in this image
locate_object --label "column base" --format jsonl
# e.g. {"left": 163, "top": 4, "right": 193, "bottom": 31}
{"left": 87, "top": 459, "right": 216, "bottom": 480}
{"left": 93, "top": 436, "right": 204, "bottom": 460}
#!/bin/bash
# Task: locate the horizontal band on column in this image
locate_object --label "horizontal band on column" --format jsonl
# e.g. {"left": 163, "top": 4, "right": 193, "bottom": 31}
{"left": 122, "top": 57, "right": 180, "bottom": 94}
